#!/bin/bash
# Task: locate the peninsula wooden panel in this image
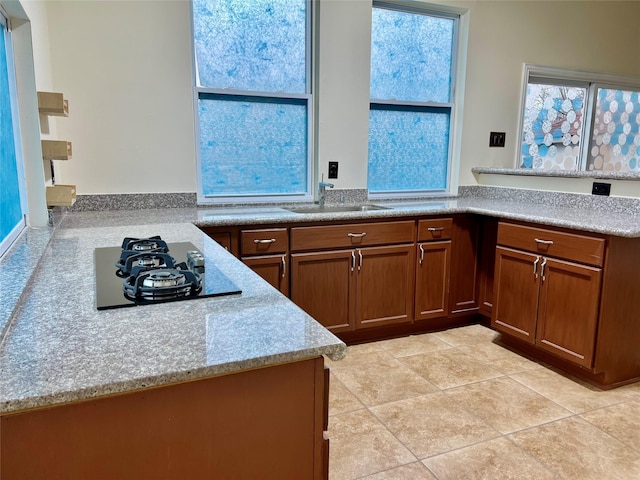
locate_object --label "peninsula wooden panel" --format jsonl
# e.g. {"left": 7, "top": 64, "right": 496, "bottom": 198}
{"left": 1, "top": 358, "right": 328, "bottom": 480}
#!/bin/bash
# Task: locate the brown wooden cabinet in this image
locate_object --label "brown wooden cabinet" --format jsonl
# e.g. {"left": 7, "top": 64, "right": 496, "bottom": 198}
{"left": 290, "top": 221, "right": 415, "bottom": 333}
{"left": 415, "top": 218, "right": 452, "bottom": 321}
{"left": 492, "top": 222, "right": 604, "bottom": 369}
{"left": 240, "top": 228, "right": 289, "bottom": 295}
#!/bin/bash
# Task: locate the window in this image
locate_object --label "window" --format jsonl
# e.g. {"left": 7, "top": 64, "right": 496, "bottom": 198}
{"left": 519, "top": 65, "right": 640, "bottom": 172}
{"left": 0, "top": 11, "right": 26, "bottom": 257}
{"left": 368, "top": 2, "right": 459, "bottom": 196}
{"left": 192, "top": 0, "right": 312, "bottom": 203}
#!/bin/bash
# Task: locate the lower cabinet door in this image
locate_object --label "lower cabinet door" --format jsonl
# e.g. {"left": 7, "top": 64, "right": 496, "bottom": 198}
{"left": 415, "top": 241, "right": 451, "bottom": 321}
{"left": 356, "top": 244, "right": 415, "bottom": 329}
{"left": 536, "top": 257, "right": 601, "bottom": 368}
{"left": 291, "top": 250, "right": 356, "bottom": 333}
{"left": 492, "top": 246, "right": 540, "bottom": 344}
{"left": 243, "top": 254, "right": 289, "bottom": 296}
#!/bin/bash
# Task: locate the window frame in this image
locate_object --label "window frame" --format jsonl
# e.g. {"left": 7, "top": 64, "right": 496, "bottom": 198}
{"left": 191, "top": 0, "right": 314, "bottom": 205}
{"left": 0, "top": 9, "right": 27, "bottom": 257}
{"left": 367, "top": 1, "right": 461, "bottom": 199}
{"left": 517, "top": 64, "right": 640, "bottom": 172}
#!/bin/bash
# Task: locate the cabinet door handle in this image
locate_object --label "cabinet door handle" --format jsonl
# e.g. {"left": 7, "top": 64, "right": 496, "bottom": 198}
{"left": 533, "top": 256, "right": 540, "bottom": 278}
{"left": 351, "top": 250, "right": 356, "bottom": 272}
{"left": 281, "top": 255, "right": 286, "bottom": 278}
{"left": 534, "top": 238, "right": 554, "bottom": 246}
{"left": 347, "top": 232, "right": 367, "bottom": 238}
{"left": 540, "top": 258, "right": 547, "bottom": 281}
{"left": 254, "top": 238, "right": 276, "bottom": 244}
{"left": 358, "top": 249, "right": 363, "bottom": 271}
{"left": 427, "top": 227, "right": 444, "bottom": 232}
{"left": 419, "top": 244, "right": 425, "bottom": 265}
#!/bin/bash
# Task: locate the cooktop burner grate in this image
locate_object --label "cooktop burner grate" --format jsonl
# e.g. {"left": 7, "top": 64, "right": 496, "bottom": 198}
{"left": 95, "top": 239, "right": 241, "bottom": 310}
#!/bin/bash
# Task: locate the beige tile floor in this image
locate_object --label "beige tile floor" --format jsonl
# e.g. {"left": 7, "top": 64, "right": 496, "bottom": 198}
{"left": 325, "top": 324, "right": 640, "bottom": 480}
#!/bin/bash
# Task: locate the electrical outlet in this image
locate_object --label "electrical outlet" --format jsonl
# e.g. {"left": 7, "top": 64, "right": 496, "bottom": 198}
{"left": 489, "top": 132, "right": 506, "bottom": 147}
{"left": 592, "top": 182, "right": 611, "bottom": 196}
{"left": 328, "top": 161, "right": 339, "bottom": 179}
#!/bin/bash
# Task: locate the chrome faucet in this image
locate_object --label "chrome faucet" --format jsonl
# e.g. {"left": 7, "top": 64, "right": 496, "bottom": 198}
{"left": 318, "top": 176, "right": 334, "bottom": 208}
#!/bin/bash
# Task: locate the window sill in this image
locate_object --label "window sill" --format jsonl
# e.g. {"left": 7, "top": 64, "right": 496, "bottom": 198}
{"left": 472, "top": 167, "right": 640, "bottom": 182}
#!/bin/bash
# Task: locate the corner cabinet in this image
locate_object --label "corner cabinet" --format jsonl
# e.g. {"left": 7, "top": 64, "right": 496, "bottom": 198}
{"left": 492, "top": 222, "right": 604, "bottom": 369}
{"left": 290, "top": 221, "right": 416, "bottom": 333}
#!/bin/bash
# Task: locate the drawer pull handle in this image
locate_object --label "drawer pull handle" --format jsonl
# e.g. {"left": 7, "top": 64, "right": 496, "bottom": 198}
{"left": 347, "top": 232, "right": 367, "bottom": 238}
{"left": 254, "top": 238, "right": 277, "bottom": 244}
{"left": 427, "top": 227, "right": 445, "bottom": 232}
{"left": 351, "top": 251, "right": 356, "bottom": 272}
{"left": 281, "top": 255, "right": 286, "bottom": 278}
{"left": 533, "top": 256, "right": 540, "bottom": 278}
{"left": 534, "top": 238, "right": 554, "bottom": 246}
{"left": 540, "top": 258, "right": 547, "bottom": 281}
{"left": 358, "top": 249, "right": 363, "bottom": 271}
{"left": 419, "top": 244, "right": 425, "bottom": 265}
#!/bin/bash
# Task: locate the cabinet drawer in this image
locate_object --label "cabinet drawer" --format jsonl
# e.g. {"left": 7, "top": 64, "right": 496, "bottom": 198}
{"left": 497, "top": 222, "right": 605, "bottom": 267}
{"left": 241, "top": 228, "right": 288, "bottom": 255}
{"left": 418, "top": 218, "right": 453, "bottom": 241}
{"left": 290, "top": 221, "right": 415, "bottom": 251}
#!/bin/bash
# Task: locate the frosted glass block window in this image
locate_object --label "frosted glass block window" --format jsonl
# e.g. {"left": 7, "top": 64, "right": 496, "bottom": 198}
{"left": 588, "top": 88, "right": 640, "bottom": 172}
{"left": 0, "top": 18, "right": 25, "bottom": 257}
{"left": 192, "top": 0, "right": 311, "bottom": 202}
{"left": 193, "top": 0, "right": 306, "bottom": 93}
{"left": 368, "top": 3, "right": 458, "bottom": 195}
{"left": 199, "top": 95, "right": 308, "bottom": 196}
{"left": 368, "top": 106, "right": 449, "bottom": 192}
{"left": 518, "top": 66, "right": 640, "bottom": 173}
{"left": 520, "top": 83, "right": 587, "bottom": 170}
{"left": 371, "top": 7, "right": 454, "bottom": 103}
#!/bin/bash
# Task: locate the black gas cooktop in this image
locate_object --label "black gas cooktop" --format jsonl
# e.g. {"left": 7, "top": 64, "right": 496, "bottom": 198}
{"left": 95, "top": 236, "right": 241, "bottom": 310}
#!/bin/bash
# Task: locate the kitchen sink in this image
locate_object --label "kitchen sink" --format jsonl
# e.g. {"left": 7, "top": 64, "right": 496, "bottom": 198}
{"left": 286, "top": 204, "right": 391, "bottom": 214}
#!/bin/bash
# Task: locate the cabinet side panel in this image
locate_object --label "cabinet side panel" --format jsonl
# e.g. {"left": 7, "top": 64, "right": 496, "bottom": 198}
{"left": 449, "top": 214, "right": 479, "bottom": 315}
{"left": 595, "top": 236, "right": 640, "bottom": 384}
{"left": 1, "top": 360, "right": 320, "bottom": 480}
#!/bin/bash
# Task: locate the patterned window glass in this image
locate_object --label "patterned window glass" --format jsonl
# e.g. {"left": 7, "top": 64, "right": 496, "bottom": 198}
{"left": 199, "top": 95, "right": 307, "bottom": 196}
{"left": 193, "top": 0, "right": 306, "bottom": 93}
{"left": 368, "top": 4, "right": 457, "bottom": 194}
{"left": 192, "top": 0, "right": 310, "bottom": 201}
{"left": 520, "top": 83, "right": 586, "bottom": 170}
{"left": 370, "top": 8, "right": 454, "bottom": 103}
{"left": 588, "top": 88, "right": 640, "bottom": 172}
{"left": 368, "top": 106, "right": 449, "bottom": 192}
{"left": 0, "top": 21, "right": 24, "bottom": 255}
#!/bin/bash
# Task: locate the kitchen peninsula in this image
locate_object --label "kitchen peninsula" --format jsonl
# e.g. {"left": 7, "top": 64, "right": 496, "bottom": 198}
{"left": 3, "top": 186, "right": 640, "bottom": 478}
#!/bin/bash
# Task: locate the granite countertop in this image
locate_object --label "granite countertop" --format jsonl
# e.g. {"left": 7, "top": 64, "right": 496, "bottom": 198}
{"left": 0, "top": 215, "right": 346, "bottom": 414}
{"left": 193, "top": 194, "right": 640, "bottom": 238}
{"left": 2, "top": 188, "right": 640, "bottom": 415}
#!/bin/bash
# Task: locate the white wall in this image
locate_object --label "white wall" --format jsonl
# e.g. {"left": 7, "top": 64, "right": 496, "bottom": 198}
{"left": 35, "top": 0, "right": 640, "bottom": 196}
{"left": 46, "top": 0, "right": 196, "bottom": 194}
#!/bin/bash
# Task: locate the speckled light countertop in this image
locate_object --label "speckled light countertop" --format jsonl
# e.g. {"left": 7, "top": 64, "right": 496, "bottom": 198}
{"left": 3, "top": 187, "right": 640, "bottom": 415}
{"left": 0, "top": 217, "right": 346, "bottom": 414}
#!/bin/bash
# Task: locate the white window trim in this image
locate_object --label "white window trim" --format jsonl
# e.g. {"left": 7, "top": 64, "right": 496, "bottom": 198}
{"left": 191, "top": 1, "right": 314, "bottom": 205}
{"left": 367, "top": 1, "right": 467, "bottom": 199}
{"left": 516, "top": 64, "right": 640, "bottom": 171}
{"left": 0, "top": 9, "right": 27, "bottom": 257}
